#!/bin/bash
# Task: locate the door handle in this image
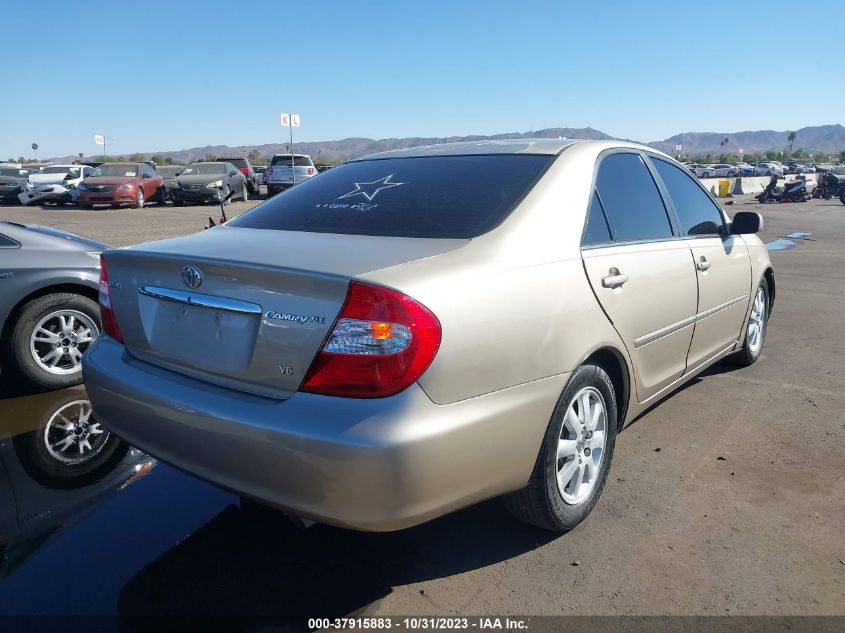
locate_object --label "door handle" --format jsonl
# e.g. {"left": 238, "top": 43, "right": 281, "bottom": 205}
{"left": 696, "top": 256, "right": 711, "bottom": 272}
{"left": 601, "top": 268, "right": 629, "bottom": 288}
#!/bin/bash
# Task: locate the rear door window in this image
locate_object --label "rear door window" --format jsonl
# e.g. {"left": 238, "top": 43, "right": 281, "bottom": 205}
{"left": 594, "top": 153, "right": 674, "bottom": 242}
{"left": 650, "top": 157, "right": 725, "bottom": 236}
{"left": 230, "top": 154, "right": 554, "bottom": 239}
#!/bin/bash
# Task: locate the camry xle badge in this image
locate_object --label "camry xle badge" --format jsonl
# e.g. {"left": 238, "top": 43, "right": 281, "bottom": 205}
{"left": 181, "top": 265, "right": 203, "bottom": 289}
{"left": 264, "top": 310, "right": 326, "bottom": 325}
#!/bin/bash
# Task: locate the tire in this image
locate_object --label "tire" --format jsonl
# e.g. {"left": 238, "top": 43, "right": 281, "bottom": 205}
{"left": 503, "top": 363, "right": 618, "bottom": 532}
{"left": 839, "top": 191, "right": 845, "bottom": 206}
{"left": 725, "top": 278, "right": 770, "bottom": 367}
{"left": 5, "top": 293, "right": 101, "bottom": 390}
{"left": 80, "top": 203, "right": 93, "bottom": 210}
{"left": 135, "top": 187, "right": 145, "bottom": 209}
{"left": 702, "top": 172, "right": 711, "bottom": 178}
{"left": 241, "top": 184, "right": 248, "bottom": 202}
{"left": 12, "top": 393, "right": 129, "bottom": 490}
{"left": 727, "top": 171, "right": 735, "bottom": 177}
{"left": 157, "top": 187, "right": 168, "bottom": 206}
{"left": 173, "top": 199, "right": 184, "bottom": 207}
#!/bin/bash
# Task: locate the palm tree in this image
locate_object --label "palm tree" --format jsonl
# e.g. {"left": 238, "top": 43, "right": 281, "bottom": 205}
{"left": 720, "top": 137, "right": 729, "bottom": 160}
{"left": 788, "top": 131, "right": 797, "bottom": 153}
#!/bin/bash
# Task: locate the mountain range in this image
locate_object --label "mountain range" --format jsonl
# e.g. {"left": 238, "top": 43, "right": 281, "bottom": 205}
{"left": 54, "top": 124, "right": 845, "bottom": 164}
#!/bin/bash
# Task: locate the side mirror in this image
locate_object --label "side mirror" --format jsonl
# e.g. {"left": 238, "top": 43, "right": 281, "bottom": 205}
{"left": 731, "top": 211, "right": 762, "bottom": 234}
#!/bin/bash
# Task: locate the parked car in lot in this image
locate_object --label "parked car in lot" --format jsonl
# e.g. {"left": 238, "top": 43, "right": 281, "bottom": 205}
{"left": 0, "top": 166, "right": 33, "bottom": 182}
{"left": 217, "top": 157, "right": 259, "bottom": 195}
{"left": 170, "top": 162, "right": 248, "bottom": 206}
{"left": 29, "top": 165, "right": 93, "bottom": 189}
{"left": 77, "top": 163, "right": 165, "bottom": 209}
{"left": 707, "top": 163, "right": 737, "bottom": 177}
{"left": 84, "top": 139, "right": 774, "bottom": 533}
{"left": 265, "top": 154, "right": 317, "bottom": 196}
{"left": 0, "top": 221, "right": 104, "bottom": 389}
{"left": 754, "top": 162, "right": 784, "bottom": 176}
{"left": 684, "top": 163, "right": 714, "bottom": 178}
{"left": 733, "top": 162, "right": 755, "bottom": 176}
{"left": 253, "top": 166, "right": 267, "bottom": 185}
{"left": 155, "top": 165, "right": 183, "bottom": 201}
{"left": 781, "top": 160, "right": 797, "bottom": 174}
{"left": 0, "top": 176, "right": 30, "bottom": 204}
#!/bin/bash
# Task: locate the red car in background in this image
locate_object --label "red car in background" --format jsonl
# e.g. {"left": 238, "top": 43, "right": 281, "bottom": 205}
{"left": 77, "top": 163, "right": 165, "bottom": 209}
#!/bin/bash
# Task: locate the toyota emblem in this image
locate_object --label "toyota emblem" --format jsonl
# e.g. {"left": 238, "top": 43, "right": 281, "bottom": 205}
{"left": 181, "top": 265, "right": 203, "bottom": 289}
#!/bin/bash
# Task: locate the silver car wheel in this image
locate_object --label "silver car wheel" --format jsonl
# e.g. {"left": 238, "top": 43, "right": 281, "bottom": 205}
{"left": 29, "top": 310, "right": 99, "bottom": 375}
{"left": 747, "top": 286, "right": 767, "bottom": 355}
{"left": 556, "top": 386, "right": 607, "bottom": 505}
{"left": 43, "top": 399, "right": 108, "bottom": 464}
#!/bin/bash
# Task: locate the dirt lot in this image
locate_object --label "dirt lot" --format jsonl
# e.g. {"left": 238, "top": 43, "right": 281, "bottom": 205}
{"left": 0, "top": 195, "right": 843, "bottom": 617}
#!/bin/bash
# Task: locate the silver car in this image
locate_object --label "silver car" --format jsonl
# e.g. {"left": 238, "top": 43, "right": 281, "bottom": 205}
{"left": 83, "top": 139, "right": 774, "bottom": 532}
{"left": 1, "top": 222, "right": 104, "bottom": 390}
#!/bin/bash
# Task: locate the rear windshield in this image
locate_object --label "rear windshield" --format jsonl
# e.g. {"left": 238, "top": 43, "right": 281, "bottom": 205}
{"left": 229, "top": 154, "right": 554, "bottom": 239}
{"left": 270, "top": 155, "right": 313, "bottom": 167}
{"left": 93, "top": 164, "right": 138, "bottom": 177}
{"left": 42, "top": 166, "right": 75, "bottom": 174}
{"left": 219, "top": 158, "right": 248, "bottom": 167}
{"left": 156, "top": 166, "right": 182, "bottom": 176}
{"left": 181, "top": 163, "right": 225, "bottom": 175}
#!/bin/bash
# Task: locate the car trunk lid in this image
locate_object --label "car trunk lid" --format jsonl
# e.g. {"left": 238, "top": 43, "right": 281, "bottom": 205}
{"left": 103, "top": 227, "right": 466, "bottom": 398}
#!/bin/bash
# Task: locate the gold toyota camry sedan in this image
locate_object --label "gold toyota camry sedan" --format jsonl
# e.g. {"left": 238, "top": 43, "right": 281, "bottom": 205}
{"left": 83, "top": 139, "right": 773, "bottom": 532}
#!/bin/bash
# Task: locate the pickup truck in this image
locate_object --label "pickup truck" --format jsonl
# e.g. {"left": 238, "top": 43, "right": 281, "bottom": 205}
{"left": 265, "top": 154, "right": 317, "bottom": 197}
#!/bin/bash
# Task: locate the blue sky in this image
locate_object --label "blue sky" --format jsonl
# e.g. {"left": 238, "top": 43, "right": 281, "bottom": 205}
{"left": 2, "top": 0, "right": 841, "bottom": 159}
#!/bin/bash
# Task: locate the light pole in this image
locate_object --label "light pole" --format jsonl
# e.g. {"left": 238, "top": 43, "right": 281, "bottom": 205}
{"left": 31, "top": 143, "right": 38, "bottom": 162}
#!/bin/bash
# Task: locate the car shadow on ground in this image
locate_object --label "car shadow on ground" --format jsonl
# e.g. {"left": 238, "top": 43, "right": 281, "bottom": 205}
{"left": 621, "top": 359, "right": 746, "bottom": 432}
{"left": 117, "top": 497, "right": 556, "bottom": 619}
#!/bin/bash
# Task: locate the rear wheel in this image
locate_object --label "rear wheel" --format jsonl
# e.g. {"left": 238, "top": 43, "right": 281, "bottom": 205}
{"left": 242, "top": 184, "right": 248, "bottom": 201}
{"left": 157, "top": 187, "right": 168, "bottom": 205}
{"left": 725, "top": 278, "right": 769, "bottom": 367}
{"left": 839, "top": 191, "right": 845, "bottom": 205}
{"left": 135, "top": 188, "right": 145, "bottom": 209}
{"left": 6, "top": 293, "right": 100, "bottom": 389}
{"left": 503, "top": 363, "right": 618, "bottom": 532}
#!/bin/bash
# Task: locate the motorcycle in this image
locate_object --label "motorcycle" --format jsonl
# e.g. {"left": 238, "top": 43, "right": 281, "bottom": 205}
{"left": 756, "top": 174, "right": 810, "bottom": 203}
{"left": 811, "top": 172, "right": 845, "bottom": 201}
{"left": 18, "top": 183, "right": 78, "bottom": 206}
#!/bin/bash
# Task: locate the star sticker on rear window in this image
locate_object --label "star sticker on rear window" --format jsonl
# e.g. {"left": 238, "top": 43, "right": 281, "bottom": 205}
{"left": 337, "top": 174, "right": 406, "bottom": 201}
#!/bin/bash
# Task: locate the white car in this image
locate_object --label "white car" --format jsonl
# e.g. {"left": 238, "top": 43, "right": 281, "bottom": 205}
{"left": 684, "top": 163, "right": 714, "bottom": 178}
{"left": 707, "top": 164, "right": 737, "bottom": 178}
{"left": 28, "top": 164, "right": 94, "bottom": 188}
{"left": 754, "top": 162, "right": 784, "bottom": 176}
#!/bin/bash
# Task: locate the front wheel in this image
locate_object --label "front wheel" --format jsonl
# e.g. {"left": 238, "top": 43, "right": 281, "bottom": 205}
{"left": 725, "top": 278, "right": 770, "bottom": 367}
{"left": 503, "top": 363, "right": 618, "bottom": 532}
{"left": 135, "top": 188, "right": 145, "bottom": 209}
{"left": 839, "top": 191, "right": 845, "bottom": 206}
{"left": 241, "top": 184, "right": 248, "bottom": 201}
{"left": 157, "top": 187, "right": 168, "bottom": 206}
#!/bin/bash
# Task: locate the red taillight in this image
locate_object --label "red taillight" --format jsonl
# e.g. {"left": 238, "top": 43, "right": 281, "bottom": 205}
{"left": 307, "top": 167, "right": 315, "bottom": 175}
{"left": 98, "top": 256, "right": 124, "bottom": 343}
{"left": 240, "top": 167, "right": 249, "bottom": 174}
{"left": 301, "top": 281, "right": 441, "bottom": 398}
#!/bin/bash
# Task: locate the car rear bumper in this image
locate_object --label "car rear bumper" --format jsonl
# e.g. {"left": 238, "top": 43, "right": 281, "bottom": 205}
{"left": 83, "top": 336, "right": 563, "bottom": 531}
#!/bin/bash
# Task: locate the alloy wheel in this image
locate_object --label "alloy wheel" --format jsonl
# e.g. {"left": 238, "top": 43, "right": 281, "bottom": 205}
{"left": 29, "top": 310, "right": 99, "bottom": 375}
{"left": 747, "top": 286, "right": 767, "bottom": 355}
{"left": 556, "top": 386, "right": 608, "bottom": 505}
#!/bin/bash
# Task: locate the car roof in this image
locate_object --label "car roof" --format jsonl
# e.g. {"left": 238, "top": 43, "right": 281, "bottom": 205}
{"left": 355, "top": 138, "right": 586, "bottom": 161}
